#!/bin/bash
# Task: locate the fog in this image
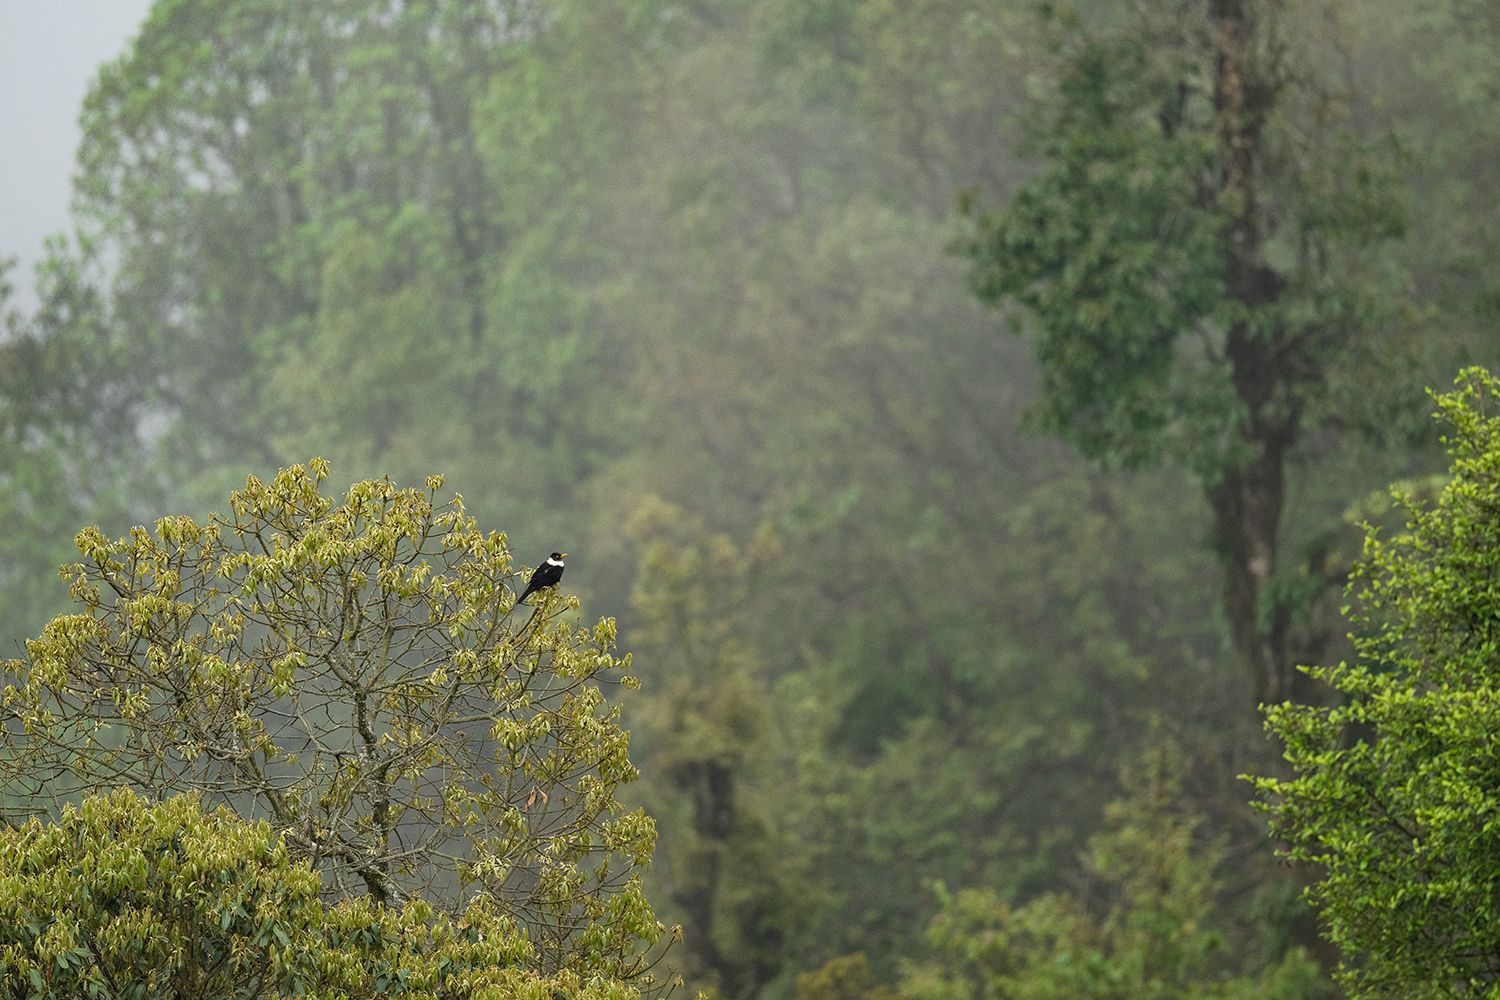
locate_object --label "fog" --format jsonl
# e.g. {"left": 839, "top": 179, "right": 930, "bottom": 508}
{"left": 0, "top": 0, "right": 152, "bottom": 308}
{"left": 0, "top": 2, "right": 1497, "bottom": 997}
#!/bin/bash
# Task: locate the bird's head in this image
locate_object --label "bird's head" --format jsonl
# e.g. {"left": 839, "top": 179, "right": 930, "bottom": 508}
{"left": 548, "top": 552, "right": 566, "bottom": 563}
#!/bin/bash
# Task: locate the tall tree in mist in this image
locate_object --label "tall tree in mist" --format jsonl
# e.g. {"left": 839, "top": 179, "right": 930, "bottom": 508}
{"left": 964, "top": 0, "right": 1410, "bottom": 705}
{"left": 54, "top": 0, "right": 634, "bottom": 522}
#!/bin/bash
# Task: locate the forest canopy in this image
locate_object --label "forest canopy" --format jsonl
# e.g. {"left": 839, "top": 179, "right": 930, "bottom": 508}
{"left": 0, "top": 788, "right": 642, "bottom": 998}
{"left": 1, "top": 0, "right": 1498, "bottom": 997}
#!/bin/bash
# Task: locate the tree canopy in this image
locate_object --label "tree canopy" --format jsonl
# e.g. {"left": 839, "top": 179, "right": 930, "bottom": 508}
{"left": 0, "top": 463, "right": 661, "bottom": 983}
{"left": 962, "top": 0, "right": 1411, "bottom": 704}
{"left": 0, "top": 788, "right": 640, "bottom": 999}
{"left": 1257, "top": 368, "right": 1500, "bottom": 996}
{"left": 3, "top": 0, "right": 1499, "bottom": 996}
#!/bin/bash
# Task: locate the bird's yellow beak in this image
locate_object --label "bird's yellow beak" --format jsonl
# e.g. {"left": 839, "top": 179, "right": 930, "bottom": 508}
{"left": 561, "top": 553, "right": 568, "bottom": 559}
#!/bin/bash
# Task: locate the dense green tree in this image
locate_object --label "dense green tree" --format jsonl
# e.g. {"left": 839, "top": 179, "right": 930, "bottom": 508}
{"left": 963, "top": 0, "right": 1412, "bottom": 705}
{"left": 1256, "top": 368, "right": 1500, "bottom": 996}
{"left": 0, "top": 463, "right": 661, "bottom": 982}
{"left": 0, "top": 788, "right": 639, "bottom": 999}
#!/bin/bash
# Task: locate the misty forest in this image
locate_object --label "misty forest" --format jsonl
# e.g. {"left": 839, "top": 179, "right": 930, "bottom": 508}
{"left": 2, "top": 0, "right": 1500, "bottom": 997}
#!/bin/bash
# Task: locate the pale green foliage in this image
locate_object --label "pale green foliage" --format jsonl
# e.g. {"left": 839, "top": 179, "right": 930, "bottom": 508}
{"left": 1257, "top": 368, "right": 1500, "bottom": 996}
{"left": 65, "top": 0, "right": 630, "bottom": 532}
{"left": 793, "top": 953, "right": 895, "bottom": 1000}
{"left": 0, "top": 788, "right": 641, "bottom": 999}
{"left": 0, "top": 463, "right": 660, "bottom": 982}
{"left": 893, "top": 742, "right": 1324, "bottom": 1000}
{"left": 624, "top": 498, "right": 811, "bottom": 997}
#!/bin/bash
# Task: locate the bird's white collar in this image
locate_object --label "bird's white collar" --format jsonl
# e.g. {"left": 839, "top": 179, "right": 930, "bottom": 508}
{"left": 545, "top": 557, "right": 565, "bottom": 567}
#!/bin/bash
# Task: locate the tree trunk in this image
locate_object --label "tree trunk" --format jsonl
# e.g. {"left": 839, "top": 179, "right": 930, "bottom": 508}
{"left": 671, "top": 760, "right": 735, "bottom": 985}
{"left": 1209, "top": 0, "right": 1296, "bottom": 707}
{"left": 1209, "top": 2, "right": 1343, "bottom": 975}
{"left": 1208, "top": 429, "right": 1291, "bottom": 705}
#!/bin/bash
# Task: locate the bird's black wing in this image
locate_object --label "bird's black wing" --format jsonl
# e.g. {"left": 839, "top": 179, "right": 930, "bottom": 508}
{"left": 516, "top": 571, "right": 541, "bottom": 605}
{"left": 516, "top": 563, "right": 562, "bottom": 605}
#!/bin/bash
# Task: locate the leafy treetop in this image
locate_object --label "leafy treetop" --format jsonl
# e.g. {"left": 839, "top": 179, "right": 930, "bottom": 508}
{"left": 0, "top": 461, "right": 661, "bottom": 983}
{"left": 1256, "top": 367, "right": 1500, "bottom": 996}
{"left": 0, "top": 787, "right": 641, "bottom": 1000}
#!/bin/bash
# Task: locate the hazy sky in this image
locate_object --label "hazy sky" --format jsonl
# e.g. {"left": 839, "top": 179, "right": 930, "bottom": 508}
{"left": 1, "top": 0, "right": 154, "bottom": 308}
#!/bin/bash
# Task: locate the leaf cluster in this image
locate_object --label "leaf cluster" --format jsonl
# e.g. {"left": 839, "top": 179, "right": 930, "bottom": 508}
{"left": 0, "top": 787, "right": 639, "bottom": 999}
{"left": 1256, "top": 368, "right": 1500, "bottom": 996}
{"left": 0, "top": 462, "right": 660, "bottom": 981}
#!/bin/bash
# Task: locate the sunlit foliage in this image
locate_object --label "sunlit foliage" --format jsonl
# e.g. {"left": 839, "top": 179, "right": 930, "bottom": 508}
{"left": 1257, "top": 369, "right": 1500, "bottom": 996}
{"left": 0, "top": 788, "right": 639, "bottom": 999}
{"left": 0, "top": 463, "right": 661, "bottom": 982}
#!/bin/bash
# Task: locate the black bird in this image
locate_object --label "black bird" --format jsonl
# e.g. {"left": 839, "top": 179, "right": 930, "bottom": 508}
{"left": 516, "top": 552, "right": 566, "bottom": 606}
